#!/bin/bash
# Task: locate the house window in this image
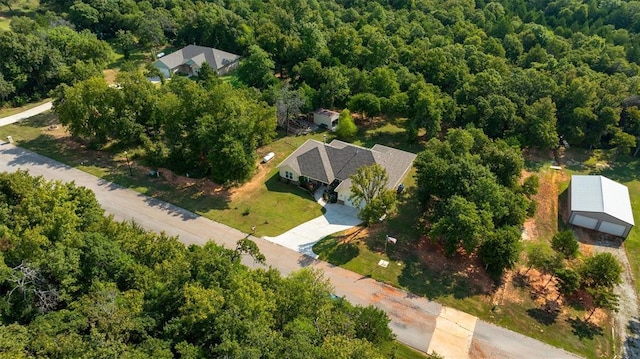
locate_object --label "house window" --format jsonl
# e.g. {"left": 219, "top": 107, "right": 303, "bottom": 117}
{"left": 285, "top": 171, "right": 293, "bottom": 180}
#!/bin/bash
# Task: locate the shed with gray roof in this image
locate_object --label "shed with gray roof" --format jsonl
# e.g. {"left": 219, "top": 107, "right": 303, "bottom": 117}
{"left": 277, "top": 139, "right": 416, "bottom": 208}
{"left": 568, "top": 175, "right": 635, "bottom": 238}
{"left": 153, "top": 45, "right": 240, "bottom": 78}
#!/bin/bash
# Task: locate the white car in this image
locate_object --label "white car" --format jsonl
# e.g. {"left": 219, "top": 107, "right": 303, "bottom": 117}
{"left": 262, "top": 152, "right": 275, "bottom": 163}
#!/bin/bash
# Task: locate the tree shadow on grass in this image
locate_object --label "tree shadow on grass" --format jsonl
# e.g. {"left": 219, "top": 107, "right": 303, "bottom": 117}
{"left": 397, "top": 256, "right": 483, "bottom": 300}
{"left": 593, "top": 158, "right": 640, "bottom": 183}
{"left": 264, "top": 172, "right": 317, "bottom": 202}
{"left": 527, "top": 305, "right": 559, "bottom": 326}
{"left": 312, "top": 235, "right": 359, "bottom": 266}
{"left": 624, "top": 318, "right": 640, "bottom": 359}
{"left": 567, "top": 317, "right": 603, "bottom": 339}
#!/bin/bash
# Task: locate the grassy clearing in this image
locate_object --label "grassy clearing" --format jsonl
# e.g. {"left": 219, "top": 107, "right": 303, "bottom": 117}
{"left": 0, "top": 0, "right": 40, "bottom": 29}
{"left": 0, "top": 98, "right": 51, "bottom": 118}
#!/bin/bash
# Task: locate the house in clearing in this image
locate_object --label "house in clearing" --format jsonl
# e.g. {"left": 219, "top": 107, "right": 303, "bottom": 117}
{"left": 277, "top": 139, "right": 416, "bottom": 208}
{"left": 313, "top": 109, "right": 340, "bottom": 130}
{"left": 568, "top": 175, "right": 635, "bottom": 238}
{"left": 153, "top": 45, "right": 241, "bottom": 78}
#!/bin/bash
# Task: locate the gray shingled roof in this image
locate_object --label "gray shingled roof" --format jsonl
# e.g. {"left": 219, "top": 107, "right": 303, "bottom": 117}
{"left": 154, "top": 45, "right": 240, "bottom": 72}
{"left": 277, "top": 139, "right": 416, "bottom": 190}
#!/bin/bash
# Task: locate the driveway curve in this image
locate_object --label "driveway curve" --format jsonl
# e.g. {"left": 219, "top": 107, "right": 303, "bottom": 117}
{"left": 0, "top": 101, "right": 53, "bottom": 127}
{"left": 264, "top": 190, "right": 361, "bottom": 257}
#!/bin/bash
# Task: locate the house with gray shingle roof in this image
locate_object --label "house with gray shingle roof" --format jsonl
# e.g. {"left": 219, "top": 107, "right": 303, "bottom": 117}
{"left": 153, "top": 45, "right": 240, "bottom": 78}
{"left": 277, "top": 139, "right": 416, "bottom": 207}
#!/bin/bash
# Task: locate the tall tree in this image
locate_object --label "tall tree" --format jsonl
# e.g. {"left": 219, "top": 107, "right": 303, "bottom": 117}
{"left": 335, "top": 110, "right": 357, "bottom": 141}
{"left": 237, "top": 45, "right": 276, "bottom": 89}
{"left": 348, "top": 93, "right": 381, "bottom": 122}
{"left": 580, "top": 253, "right": 623, "bottom": 289}
{"left": 430, "top": 195, "right": 494, "bottom": 256}
{"left": 349, "top": 164, "right": 396, "bottom": 225}
{"left": 551, "top": 230, "right": 579, "bottom": 259}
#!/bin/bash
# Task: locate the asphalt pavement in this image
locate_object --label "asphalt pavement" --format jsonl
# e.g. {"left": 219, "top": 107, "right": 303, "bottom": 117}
{"left": 0, "top": 143, "right": 582, "bottom": 359}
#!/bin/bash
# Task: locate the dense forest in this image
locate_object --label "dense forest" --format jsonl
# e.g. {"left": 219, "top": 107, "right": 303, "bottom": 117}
{"left": 1, "top": 0, "right": 639, "bottom": 152}
{"left": 0, "top": 171, "right": 396, "bottom": 358}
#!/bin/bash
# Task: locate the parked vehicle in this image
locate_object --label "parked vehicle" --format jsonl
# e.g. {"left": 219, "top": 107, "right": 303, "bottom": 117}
{"left": 262, "top": 152, "right": 275, "bottom": 163}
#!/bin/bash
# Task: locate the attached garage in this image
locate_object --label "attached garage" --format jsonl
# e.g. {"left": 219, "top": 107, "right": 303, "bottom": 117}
{"left": 568, "top": 175, "right": 635, "bottom": 239}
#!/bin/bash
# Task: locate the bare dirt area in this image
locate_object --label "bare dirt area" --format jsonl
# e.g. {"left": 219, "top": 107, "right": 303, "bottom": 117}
{"left": 103, "top": 69, "right": 119, "bottom": 85}
{"left": 229, "top": 161, "right": 272, "bottom": 201}
{"left": 521, "top": 167, "right": 569, "bottom": 242}
{"left": 415, "top": 237, "right": 495, "bottom": 295}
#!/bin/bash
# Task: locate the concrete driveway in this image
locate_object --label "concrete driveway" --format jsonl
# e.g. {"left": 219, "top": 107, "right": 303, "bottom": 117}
{"left": 264, "top": 189, "right": 361, "bottom": 257}
{"left": 0, "top": 101, "right": 53, "bottom": 127}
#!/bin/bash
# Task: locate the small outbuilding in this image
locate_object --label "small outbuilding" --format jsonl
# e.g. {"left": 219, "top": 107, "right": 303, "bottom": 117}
{"left": 568, "top": 175, "right": 635, "bottom": 238}
{"left": 313, "top": 109, "right": 340, "bottom": 129}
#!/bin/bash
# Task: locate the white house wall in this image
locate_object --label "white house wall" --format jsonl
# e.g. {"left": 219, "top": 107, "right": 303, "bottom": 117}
{"left": 569, "top": 210, "right": 633, "bottom": 238}
{"left": 278, "top": 165, "right": 299, "bottom": 182}
{"left": 313, "top": 114, "right": 335, "bottom": 127}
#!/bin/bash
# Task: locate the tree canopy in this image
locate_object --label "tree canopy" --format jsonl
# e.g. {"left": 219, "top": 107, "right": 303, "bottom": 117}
{"left": 0, "top": 171, "right": 395, "bottom": 358}
{"left": 416, "top": 128, "right": 532, "bottom": 278}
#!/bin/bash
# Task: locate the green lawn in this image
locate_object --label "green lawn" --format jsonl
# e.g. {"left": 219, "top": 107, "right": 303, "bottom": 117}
{"left": 0, "top": 0, "right": 41, "bottom": 30}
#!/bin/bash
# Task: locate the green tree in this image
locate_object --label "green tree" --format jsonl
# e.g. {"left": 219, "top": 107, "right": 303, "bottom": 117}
{"left": 430, "top": 195, "right": 494, "bottom": 256}
{"left": 551, "top": 230, "right": 579, "bottom": 259}
{"left": 479, "top": 226, "right": 522, "bottom": 280}
{"left": 349, "top": 164, "right": 396, "bottom": 225}
{"left": 586, "top": 287, "right": 619, "bottom": 321}
{"left": 52, "top": 77, "right": 120, "bottom": 146}
{"left": 353, "top": 306, "right": 394, "bottom": 344}
{"left": 237, "top": 45, "right": 276, "bottom": 89}
{"left": 555, "top": 268, "right": 581, "bottom": 298}
{"left": 335, "top": 110, "right": 357, "bottom": 141}
{"left": 115, "top": 30, "right": 138, "bottom": 59}
{"left": 609, "top": 127, "right": 637, "bottom": 156}
{"left": 233, "top": 238, "right": 265, "bottom": 264}
{"left": 348, "top": 93, "right": 381, "bottom": 123}
{"left": 525, "top": 242, "right": 555, "bottom": 275}
{"left": 523, "top": 97, "right": 558, "bottom": 150}
{"left": 580, "top": 252, "right": 623, "bottom": 289}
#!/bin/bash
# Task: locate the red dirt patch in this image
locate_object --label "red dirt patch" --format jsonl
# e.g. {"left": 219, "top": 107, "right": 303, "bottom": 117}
{"left": 415, "top": 237, "right": 495, "bottom": 294}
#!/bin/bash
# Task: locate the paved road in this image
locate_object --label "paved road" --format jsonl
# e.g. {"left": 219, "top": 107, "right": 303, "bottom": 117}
{"left": 0, "top": 143, "right": 582, "bottom": 359}
{"left": 0, "top": 101, "right": 53, "bottom": 127}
